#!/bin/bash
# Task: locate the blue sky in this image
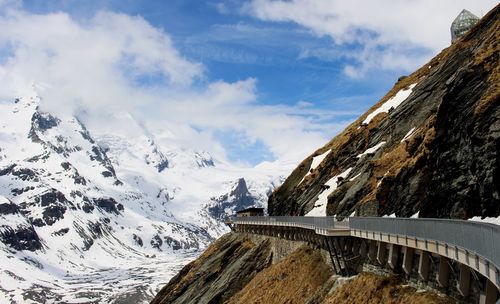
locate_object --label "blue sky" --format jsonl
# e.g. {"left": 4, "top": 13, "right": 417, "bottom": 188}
{"left": 22, "top": 0, "right": 392, "bottom": 106}
{"left": 1, "top": 0, "right": 497, "bottom": 166}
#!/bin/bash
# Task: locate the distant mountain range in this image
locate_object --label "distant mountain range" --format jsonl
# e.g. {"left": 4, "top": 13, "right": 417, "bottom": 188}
{"left": 0, "top": 89, "right": 284, "bottom": 303}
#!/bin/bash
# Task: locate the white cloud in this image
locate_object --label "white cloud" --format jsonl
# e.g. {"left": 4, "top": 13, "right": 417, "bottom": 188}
{"left": 244, "top": 0, "right": 498, "bottom": 76}
{"left": 0, "top": 7, "right": 338, "bottom": 166}
{"left": 150, "top": 78, "right": 344, "bottom": 163}
{"left": 0, "top": 10, "right": 202, "bottom": 109}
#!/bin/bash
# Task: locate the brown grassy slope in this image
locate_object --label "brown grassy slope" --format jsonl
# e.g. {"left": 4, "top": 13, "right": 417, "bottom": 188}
{"left": 324, "top": 272, "right": 453, "bottom": 304}
{"left": 472, "top": 6, "right": 500, "bottom": 115}
{"left": 226, "top": 246, "right": 333, "bottom": 304}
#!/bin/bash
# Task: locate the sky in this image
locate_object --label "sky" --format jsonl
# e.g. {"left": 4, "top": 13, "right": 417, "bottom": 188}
{"left": 0, "top": 0, "right": 497, "bottom": 166}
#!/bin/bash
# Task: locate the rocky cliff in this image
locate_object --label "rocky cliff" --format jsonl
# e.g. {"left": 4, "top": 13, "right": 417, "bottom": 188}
{"left": 269, "top": 4, "right": 499, "bottom": 219}
{"left": 151, "top": 4, "right": 499, "bottom": 304}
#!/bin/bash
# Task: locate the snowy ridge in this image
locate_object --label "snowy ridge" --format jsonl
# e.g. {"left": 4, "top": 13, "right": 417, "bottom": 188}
{"left": 0, "top": 90, "right": 285, "bottom": 303}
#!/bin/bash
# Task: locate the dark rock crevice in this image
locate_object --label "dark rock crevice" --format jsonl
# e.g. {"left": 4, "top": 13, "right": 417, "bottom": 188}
{"left": 0, "top": 225, "right": 43, "bottom": 251}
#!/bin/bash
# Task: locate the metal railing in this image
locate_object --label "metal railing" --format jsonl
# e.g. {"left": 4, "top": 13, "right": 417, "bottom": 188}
{"left": 231, "top": 216, "right": 343, "bottom": 229}
{"left": 349, "top": 217, "right": 500, "bottom": 269}
{"left": 231, "top": 216, "right": 500, "bottom": 268}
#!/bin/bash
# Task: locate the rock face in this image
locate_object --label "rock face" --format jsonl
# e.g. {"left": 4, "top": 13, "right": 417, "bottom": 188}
{"left": 269, "top": 5, "right": 499, "bottom": 219}
{"left": 0, "top": 225, "right": 43, "bottom": 251}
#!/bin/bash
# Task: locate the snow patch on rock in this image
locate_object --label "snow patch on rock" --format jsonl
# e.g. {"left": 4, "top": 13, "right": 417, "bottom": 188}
{"left": 305, "top": 168, "right": 352, "bottom": 216}
{"left": 401, "top": 127, "right": 416, "bottom": 143}
{"left": 362, "top": 83, "right": 417, "bottom": 125}
{"left": 298, "top": 150, "right": 330, "bottom": 185}
{"left": 357, "top": 142, "right": 386, "bottom": 158}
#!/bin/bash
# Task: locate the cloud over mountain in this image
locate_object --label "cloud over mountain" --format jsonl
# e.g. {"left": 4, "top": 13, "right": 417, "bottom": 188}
{"left": 0, "top": 4, "right": 333, "bottom": 166}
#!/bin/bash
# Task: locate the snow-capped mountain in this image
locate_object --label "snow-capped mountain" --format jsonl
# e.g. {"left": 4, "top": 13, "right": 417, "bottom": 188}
{"left": 205, "top": 177, "right": 281, "bottom": 222}
{"left": 0, "top": 88, "right": 285, "bottom": 303}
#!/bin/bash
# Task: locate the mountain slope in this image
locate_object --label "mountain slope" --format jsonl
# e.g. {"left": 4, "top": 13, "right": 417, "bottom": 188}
{"left": 0, "top": 89, "right": 285, "bottom": 303}
{"left": 269, "top": 4, "right": 499, "bottom": 219}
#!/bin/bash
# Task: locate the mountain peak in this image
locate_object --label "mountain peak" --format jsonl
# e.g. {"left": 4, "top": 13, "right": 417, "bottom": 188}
{"left": 230, "top": 178, "right": 249, "bottom": 198}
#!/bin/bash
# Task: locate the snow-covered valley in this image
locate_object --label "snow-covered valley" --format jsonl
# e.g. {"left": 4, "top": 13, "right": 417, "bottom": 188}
{"left": 0, "top": 89, "right": 285, "bottom": 303}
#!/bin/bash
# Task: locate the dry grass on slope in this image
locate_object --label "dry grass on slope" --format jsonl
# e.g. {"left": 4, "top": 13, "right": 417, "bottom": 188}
{"left": 324, "top": 272, "right": 452, "bottom": 304}
{"left": 227, "top": 246, "right": 333, "bottom": 304}
{"left": 472, "top": 12, "right": 499, "bottom": 115}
